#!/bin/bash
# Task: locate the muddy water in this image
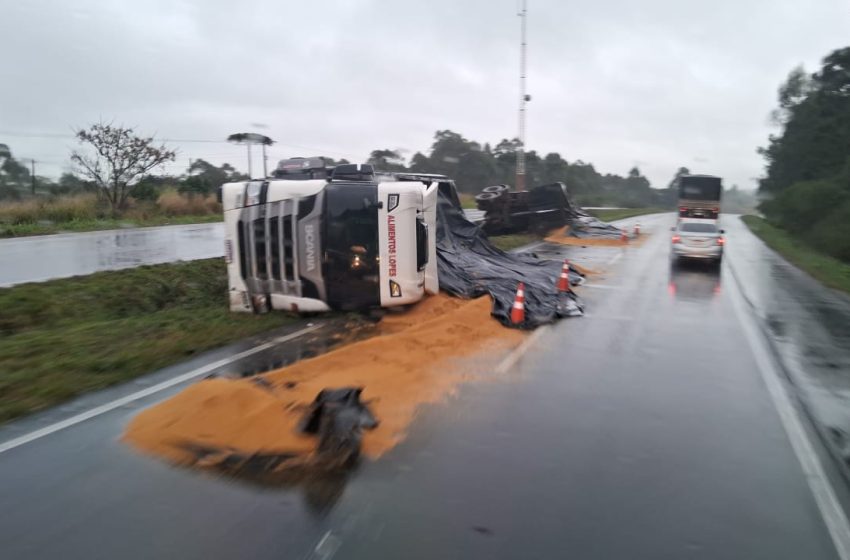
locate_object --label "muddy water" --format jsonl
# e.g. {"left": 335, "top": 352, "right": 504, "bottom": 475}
{"left": 0, "top": 210, "right": 487, "bottom": 287}
{"left": 0, "top": 223, "right": 224, "bottom": 287}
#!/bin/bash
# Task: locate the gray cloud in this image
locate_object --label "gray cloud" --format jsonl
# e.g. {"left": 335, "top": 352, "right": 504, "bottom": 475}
{"left": 2, "top": 0, "right": 849, "bottom": 189}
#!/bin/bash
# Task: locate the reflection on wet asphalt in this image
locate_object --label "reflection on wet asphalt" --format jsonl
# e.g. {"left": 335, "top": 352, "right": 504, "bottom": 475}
{"left": 668, "top": 259, "right": 722, "bottom": 301}
{"left": 0, "top": 214, "right": 843, "bottom": 559}
{"left": 723, "top": 218, "right": 850, "bottom": 470}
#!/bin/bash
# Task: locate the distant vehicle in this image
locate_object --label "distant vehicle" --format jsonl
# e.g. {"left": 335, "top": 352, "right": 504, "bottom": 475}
{"left": 671, "top": 218, "right": 725, "bottom": 265}
{"left": 677, "top": 174, "right": 722, "bottom": 219}
{"left": 221, "top": 157, "right": 455, "bottom": 313}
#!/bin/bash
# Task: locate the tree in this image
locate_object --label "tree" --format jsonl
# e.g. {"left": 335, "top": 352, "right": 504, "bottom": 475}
{"left": 667, "top": 167, "right": 690, "bottom": 189}
{"left": 756, "top": 45, "right": 850, "bottom": 263}
{"left": 367, "top": 149, "right": 406, "bottom": 171}
{"left": 759, "top": 47, "right": 850, "bottom": 194}
{"left": 770, "top": 65, "right": 813, "bottom": 125}
{"left": 0, "top": 144, "right": 32, "bottom": 199}
{"left": 71, "top": 123, "right": 176, "bottom": 213}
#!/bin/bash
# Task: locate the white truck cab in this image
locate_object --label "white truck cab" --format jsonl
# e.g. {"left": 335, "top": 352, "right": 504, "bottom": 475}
{"left": 222, "top": 158, "right": 449, "bottom": 313}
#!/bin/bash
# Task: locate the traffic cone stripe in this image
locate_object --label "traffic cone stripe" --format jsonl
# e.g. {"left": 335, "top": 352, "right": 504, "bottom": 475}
{"left": 510, "top": 282, "right": 526, "bottom": 324}
{"left": 557, "top": 259, "right": 571, "bottom": 292}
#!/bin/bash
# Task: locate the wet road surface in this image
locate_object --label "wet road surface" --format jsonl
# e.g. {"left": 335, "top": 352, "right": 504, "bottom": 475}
{"left": 723, "top": 219, "right": 850, "bottom": 472}
{"left": 0, "top": 214, "right": 846, "bottom": 559}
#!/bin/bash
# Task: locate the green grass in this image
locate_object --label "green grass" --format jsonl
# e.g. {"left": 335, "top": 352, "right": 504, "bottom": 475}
{"left": 489, "top": 233, "right": 539, "bottom": 251}
{"left": 741, "top": 215, "right": 850, "bottom": 294}
{"left": 0, "top": 259, "right": 296, "bottom": 423}
{"left": 458, "top": 193, "right": 477, "bottom": 210}
{"left": 0, "top": 214, "right": 223, "bottom": 238}
{"left": 585, "top": 207, "right": 667, "bottom": 222}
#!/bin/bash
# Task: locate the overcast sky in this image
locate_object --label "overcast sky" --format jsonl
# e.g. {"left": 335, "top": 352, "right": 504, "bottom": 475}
{"left": 2, "top": 0, "right": 849, "bottom": 189}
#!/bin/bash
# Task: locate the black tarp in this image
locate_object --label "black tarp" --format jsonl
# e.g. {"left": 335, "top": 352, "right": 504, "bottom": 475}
{"left": 436, "top": 190, "right": 583, "bottom": 328}
{"left": 566, "top": 211, "right": 625, "bottom": 239}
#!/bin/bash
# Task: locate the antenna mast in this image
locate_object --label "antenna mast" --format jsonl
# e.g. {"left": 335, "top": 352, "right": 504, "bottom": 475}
{"left": 516, "top": 0, "right": 528, "bottom": 191}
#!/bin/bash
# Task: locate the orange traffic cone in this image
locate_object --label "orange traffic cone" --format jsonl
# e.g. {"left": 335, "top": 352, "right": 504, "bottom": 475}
{"left": 557, "top": 259, "right": 572, "bottom": 293}
{"left": 511, "top": 282, "right": 526, "bottom": 325}
{"left": 634, "top": 223, "right": 641, "bottom": 236}
{"left": 620, "top": 229, "right": 628, "bottom": 243}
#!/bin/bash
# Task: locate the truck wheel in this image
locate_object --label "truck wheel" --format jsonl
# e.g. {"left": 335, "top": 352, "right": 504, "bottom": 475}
{"left": 475, "top": 192, "right": 501, "bottom": 210}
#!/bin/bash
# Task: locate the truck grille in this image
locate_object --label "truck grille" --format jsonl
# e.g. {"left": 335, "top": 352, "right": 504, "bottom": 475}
{"left": 240, "top": 198, "right": 302, "bottom": 297}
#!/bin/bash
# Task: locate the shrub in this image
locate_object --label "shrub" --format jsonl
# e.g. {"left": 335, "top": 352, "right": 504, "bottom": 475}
{"left": 156, "top": 189, "right": 220, "bottom": 216}
{"left": 0, "top": 194, "right": 100, "bottom": 225}
{"left": 764, "top": 178, "right": 849, "bottom": 235}
{"left": 806, "top": 199, "right": 850, "bottom": 262}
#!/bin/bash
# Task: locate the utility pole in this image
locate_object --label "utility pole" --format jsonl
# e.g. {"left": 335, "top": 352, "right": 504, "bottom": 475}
{"left": 516, "top": 0, "right": 529, "bottom": 191}
{"left": 30, "top": 159, "right": 36, "bottom": 195}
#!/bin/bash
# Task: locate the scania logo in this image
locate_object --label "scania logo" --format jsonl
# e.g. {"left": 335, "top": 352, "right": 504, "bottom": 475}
{"left": 304, "top": 224, "right": 316, "bottom": 272}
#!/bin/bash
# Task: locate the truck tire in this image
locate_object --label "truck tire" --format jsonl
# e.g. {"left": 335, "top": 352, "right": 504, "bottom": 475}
{"left": 482, "top": 185, "right": 509, "bottom": 194}
{"left": 475, "top": 192, "right": 500, "bottom": 204}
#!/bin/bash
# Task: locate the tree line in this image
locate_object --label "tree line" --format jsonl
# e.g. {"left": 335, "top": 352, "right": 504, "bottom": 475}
{"left": 2, "top": 124, "right": 755, "bottom": 216}
{"left": 369, "top": 130, "right": 677, "bottom": 208}
{"left": 759, "top": 46, "right": 850, "bottom": 262}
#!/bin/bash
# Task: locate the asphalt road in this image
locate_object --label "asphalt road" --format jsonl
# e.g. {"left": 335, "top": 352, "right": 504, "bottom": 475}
{"left": 0, "top": 214, "right": 846, "bottom": 559}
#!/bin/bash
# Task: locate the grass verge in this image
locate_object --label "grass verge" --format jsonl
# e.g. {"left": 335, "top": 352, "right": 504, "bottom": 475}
{"left": 458, "top": 192, "right": 477, "bottom": 209}
{"left": 489, "top": 233, "right": 539, "bottom": 251}
{"left": 585, "top": 207, "right": 667, "bottom": 222}
{"left": 0, "top": 259, "right": 295, "bottom": 423}
{"left": 0, "top": 214, "right": 223, "bottom": 238}
{"left": 741, "top": 215, "right": 850, "bottom": 294}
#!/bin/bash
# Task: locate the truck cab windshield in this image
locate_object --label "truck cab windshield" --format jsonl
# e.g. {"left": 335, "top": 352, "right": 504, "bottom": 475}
{"left": 323, "top": 183, "right": 380, "bottom": 309}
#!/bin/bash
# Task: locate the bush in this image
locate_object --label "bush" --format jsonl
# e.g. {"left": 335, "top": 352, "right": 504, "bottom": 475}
{"left": 0, "top": 194, "right": 100, "bottom": 225}
{"left": 132, "top": 180, "right": 162, "bottom": 202}
{"left": 806, "top": 199, "right": 850, "bottom": 262}
{"left": 763, "top": 178, "right": 849, "bottom": 235}
{"left": 156, "top": 189, "right": 221, "bottom": 216}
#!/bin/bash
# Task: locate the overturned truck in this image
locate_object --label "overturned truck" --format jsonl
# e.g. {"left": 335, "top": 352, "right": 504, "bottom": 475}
{"left": 475, "top": 182, "right": 624, "bottom": 240}
{"left": 474, "top": 183, "right": 574, "bottom": 235}
{"left": 221, "top": 158, "right": 581, "bottom": 327}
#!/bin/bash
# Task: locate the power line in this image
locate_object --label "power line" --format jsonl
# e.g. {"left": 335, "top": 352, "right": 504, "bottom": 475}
{"left": 0, "top": 129, "right": 360, "bottom": 159}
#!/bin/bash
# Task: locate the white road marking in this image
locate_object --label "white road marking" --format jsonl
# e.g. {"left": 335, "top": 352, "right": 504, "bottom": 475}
{"left": 0, "top": 324, "right": 322, "bottom": 455}
{"left": 606, "top": 252, "right": 623, "bottom": 266}
{"left": 309, "top": 530, "right": 341, "bottom": 560}
{"left": 582, "top": 284, "right": 621, "bottom": 290}
{"left": 494, "top": 326, "right": 550, "bottom": 374}
{"left": 729, "top": 271, "right": 850, "bottom": 560}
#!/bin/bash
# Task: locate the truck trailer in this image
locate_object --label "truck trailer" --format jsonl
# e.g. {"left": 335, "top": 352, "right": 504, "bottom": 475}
{"left": 222, "top": 158, "right": 454, "bottom": 314}
{"left": 677, "top": 174, "right": 723, "bottom": 220}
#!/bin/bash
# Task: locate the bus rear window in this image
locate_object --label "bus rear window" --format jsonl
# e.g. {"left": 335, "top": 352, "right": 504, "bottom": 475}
{"left": 680, "top": 223, "right": 718, "bottom": 233}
